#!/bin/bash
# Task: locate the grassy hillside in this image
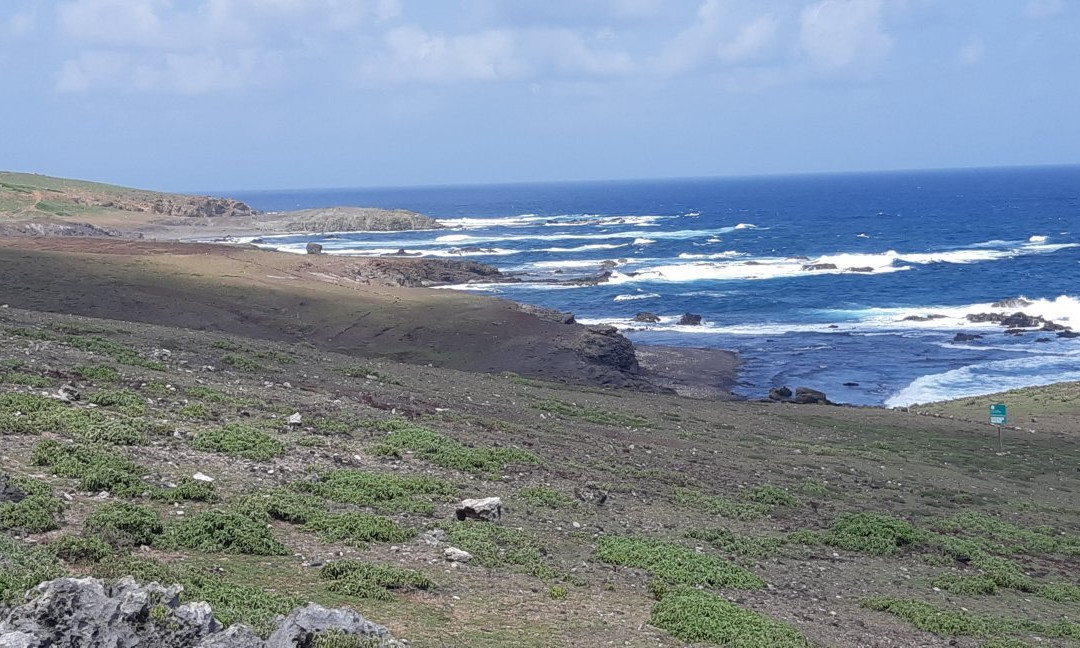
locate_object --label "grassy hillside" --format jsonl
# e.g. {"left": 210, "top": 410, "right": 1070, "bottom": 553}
{"left": 2, "top": 305, "right": 1080, "bottom": 647}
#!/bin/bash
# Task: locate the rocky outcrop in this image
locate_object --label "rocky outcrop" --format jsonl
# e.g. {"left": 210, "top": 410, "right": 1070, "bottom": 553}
{"left": 952, "top": 333, "right": 983, "bottom": 342}
{"left": 281, "top": 207, "right": 444, "bottom": 232}
{"left": 340, "top": 258, "right": 507, "bottom": 288}
{"left": 574, "top": 326, "right": 640, "bottom": 375}
{"left": 455, "top": 497, "right": 503, "bottom": 522}
{"left": 0, "top": 577, "right": 399, "bottom": 648}
{"left": 633, "top": 312, "right": 660, "bottom": 323}
{"left": 768, "top": 386, "right": 793, "bottom": 401}
{"left": 678, "top": 313, "right": 703, "bottom": 326}
{"left": 148, "top": 197, "right": 255, "bottom": 219}
{"left": 991, "top": 298, "right": 1033, "bottom": 308}
{"left": 0, "top": 221, "right": 122, "bottom": 238}
{"left": 794, "top": 387, "right": 829, "bottom": 405}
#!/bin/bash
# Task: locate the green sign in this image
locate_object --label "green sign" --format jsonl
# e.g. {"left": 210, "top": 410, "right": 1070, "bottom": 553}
{"left": 990, "top": 403, "right": 1007, "bottom": 425}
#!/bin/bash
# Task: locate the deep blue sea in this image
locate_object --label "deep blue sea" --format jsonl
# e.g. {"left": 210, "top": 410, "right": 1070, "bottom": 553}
{"left": 229, "top": 165, "right": 1080, "bottom": 407}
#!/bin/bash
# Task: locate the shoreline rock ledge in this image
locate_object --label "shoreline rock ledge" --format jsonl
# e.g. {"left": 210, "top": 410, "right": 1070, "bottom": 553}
{"left": 0, "top": 577, "right": 404, "bottom": 648}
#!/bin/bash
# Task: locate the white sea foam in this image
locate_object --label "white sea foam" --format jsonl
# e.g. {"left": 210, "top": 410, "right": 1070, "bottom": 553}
{"left": 677, "top": 251, "right": 742, "bottom": 260}
{"left": 538, "top": 243, "right": 629, "bottom": 253}
{"left": 431, "top": 228, "right": 733, "bottom": 245}
{"left": 884, "top": 352, "right": 1080, "bottom": 407}
{"left": 1029, "top": 235, "right": 1049, "bottom": 243}
{"left": 613, "top": 293, "right": 661, "bottom": 302}
{"left": 633, "top": 238, "right": 656, "bottom": 245}
{"left": 734, "top": 223, "right": 757, "bottom": 230}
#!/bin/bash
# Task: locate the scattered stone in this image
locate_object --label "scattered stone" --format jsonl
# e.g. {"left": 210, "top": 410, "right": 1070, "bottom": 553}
{"left": 632, "top": 312, "right": 661, "bottom": 323}
{"left": 286, "top": 413, "right": 303, "bottom": 427}
{"left": 768, "top": 386, "right": 793, "bottom": 401}
{"left": 305, "top": 242, "right": 323, "bottom": 255}
{"left": 443, "top": 547, "right": 473, "bottom": 563}
{"left": 56, "top": 384, "right": 80, "bottom": 403}
{"left": 417, "top": 529, "right": 447, "bottom": 546}
{"left": 192, "top": 472, "right": 215, "bottom": 483}
{"left": 152, "top": 348, "right": 173, "bottom": 360}
{"left": 455, "top": 497, "right": 503, "bottom": 522}
{"left": 794, "top": 387, "right": 830, "bottom": 405}
{"left": 572, "top": 482, "right": 608, "bottom": 505}
{"left": 677, "top": 313, "right": 703, "bottom": 326}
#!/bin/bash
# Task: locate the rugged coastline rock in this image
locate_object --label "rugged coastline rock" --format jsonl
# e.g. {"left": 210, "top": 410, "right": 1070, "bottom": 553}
{"left": 678, "top": 313, "right": 703, "bottom": 326}
{"left": 794, "top": 387, "right": 830, "bottom": 404}
{"left": 768, "top": 386, "right": 793, "bottom": 401}
{"left": 633, "top": 312, "right": 661, "bottom": 323}
{"left": 280, "top": 207, "right": 444, "bottom": 233}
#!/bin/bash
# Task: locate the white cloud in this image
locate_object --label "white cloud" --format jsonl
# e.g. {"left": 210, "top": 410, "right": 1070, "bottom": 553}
{"left": 1025, "top": 0, "right": 1065, "bottom": 19}
{"left": 57, "top": 0, "right": 169, "bottom": 48}
{"left": 799, "top": 0, "right": 894, "bottom": 74}
{"left": 957, "top": 37, "right": 984, "bottom": 66}
{"left": 718, "top": 13, "right": 778, "bottom": 64}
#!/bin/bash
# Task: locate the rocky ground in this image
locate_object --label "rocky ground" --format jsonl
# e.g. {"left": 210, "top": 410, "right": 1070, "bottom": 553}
{"left": 1, "top": 305, "right": 1079, "bottom": 647}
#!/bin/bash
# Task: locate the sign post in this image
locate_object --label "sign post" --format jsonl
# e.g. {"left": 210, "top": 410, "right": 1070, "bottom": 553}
{"left": 990, "top": 403, "right": 1007, "bottom": 452}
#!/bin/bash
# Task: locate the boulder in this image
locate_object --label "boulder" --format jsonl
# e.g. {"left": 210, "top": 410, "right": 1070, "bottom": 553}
{"left": 443, "top": 547, "right": 473, "bottom": 563}
{"left": 286, "top": 413, "right": 303, "bottom": 427}
{"left": 847, "top": 267, "right": 875, "bottom": 273}
{"left": 57, "top": 384, "right": 80, "bottom": 403}
{"left": 678, "top": 313, "right": 703, "bottom": 326}
{"left": 267, "top": 603, "right": 397, "bottom": 648}
{"left": 455, "top": 497, "right": 502, "bottom": 522}
{"left": 633, "top": 312, "right": 661, "bottom": 323}
{"left": 794, "top": 387, "right": 829, "bottom": 405}
{"left": 1000, "top": 312, "right": 1042, "bottom": 328}
{"left": 305, "top": 242, "right": 323, "bottom": 255}
{"left": 768, "top": 386, "right": 793, "bottom": 401}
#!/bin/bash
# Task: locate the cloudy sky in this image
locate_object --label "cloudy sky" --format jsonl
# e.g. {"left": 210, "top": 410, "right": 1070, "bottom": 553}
{"left": 1, "top": 0, "right": 1077, "bottom": 191}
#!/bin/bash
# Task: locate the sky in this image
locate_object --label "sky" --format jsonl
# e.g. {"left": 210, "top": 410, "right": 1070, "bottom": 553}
{"left": 0, "top": 0, "right": 1078, "bottom": 192}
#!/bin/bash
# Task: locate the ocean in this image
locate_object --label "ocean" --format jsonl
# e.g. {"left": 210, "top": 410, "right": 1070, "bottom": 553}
{"left": 229, "top": 165, "right": 1080, "bottom": 407}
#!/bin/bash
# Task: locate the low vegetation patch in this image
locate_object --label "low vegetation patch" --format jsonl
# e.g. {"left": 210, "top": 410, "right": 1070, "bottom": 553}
{"left": 0, "top": 535, "right": 66, "bottom": 603}
{"left": 533, "top": 399, "right": 650, "bottom": 427}
{"left": 596, "top": 535, "right": 765, "bottom": 589}
{"left": 861, "top": 597, "right": 1080, "bottom": 640}
{"left": 83, "top": 502, "right": 164, "bottom": 547}
{"left": 150, "top": 477, "right": 217, "bottom": 503}
{"left": 160, "top": 510, "right": 289, "bottom": 555}
{"left": 49, "top": 534, "right": 113, "bottom": 564}
{"left": 193, "top": 424, "right": 285, "bottom": 461}
{"left": 303, "top": 512, "right": 414, "bottom": 547}
{"left": 186, "top": 386, "right": 231, "bottom": 403}
{"left": 651, "top": 587, "right": 811, "bottom": 647}
{"left": 0, "top": 475, "right": 66, "bottom": 534}
{"left": 319, "top": 559, "right": 433, "bottom": 601}
{"left": 672, "top": 488, "right": 773, "bottom": 521}
{"left": 72, "top": 365, "right": 121, "bottom": 382}
{"left": 220, "top": 354, "right": 261, "bottom": 372}
{"left": 87, "top": 388, "right": 147, "bottom": 416}
{"left": 370, "top": 419, "right": 539, "bottom": 476}
{"left": 686, "top": 528, "right": 787, "bottom": 559}
{"left": 517, "top": 486, "right": 575, "bottom": 509}
{"left": 63, "top": 336, "right": 164, "bottom": 371}
{"left": 297, "top": 469, "right": 456, "bottom": 515}
{"left": 794, "top": 513, "right": 927, "bottom": 556}
{"left": 1, "top": 394, "right": 156, "bottom": 444}
{"left": 0, "top": 371, "right": 54, "bottom": 387}
{"left": 31, "top": 439, "right": 147, "bottom": 495}
{"left": 445, "top": 521, "right": 557, "bottom": 579}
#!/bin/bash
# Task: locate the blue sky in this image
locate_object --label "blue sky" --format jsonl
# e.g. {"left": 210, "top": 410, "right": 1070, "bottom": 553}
{"left": 1, "top": 0, "right": 1077, "bottom": 191}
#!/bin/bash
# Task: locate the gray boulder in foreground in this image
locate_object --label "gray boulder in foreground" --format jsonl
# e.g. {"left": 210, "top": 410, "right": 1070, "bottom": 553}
{"left": 0, "top": 577, "right": 401, "bottom": 648}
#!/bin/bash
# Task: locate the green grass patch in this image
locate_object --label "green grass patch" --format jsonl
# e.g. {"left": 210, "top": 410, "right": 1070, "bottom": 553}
{"left": 193, "top": 424, "right": 284, "bottom": 461}
{"left": 596, "top": 535, "right": 765, "bottom": 589}
{"left": 861, "top": 597, "right": 1080, "bottom": 639}
{"left": 672, "top": 488, "right": 773, "bottom": 521}
{"left": 651, "top": 588, "right": 811, "bottom": 647}
{"left": 742, "top": 485, "right": 799, "bottom": 507}
{"left": 319, "top": 559, "right": 433, "bottom": 601}
{"left": 799, "top": 513, "right": 928, "bottom": 556}
{"left": 0, "top": 371, "right": 54, "bottom": 387}
{"left": 186, "top": 386, "right": 231, "bottom": 403}
{"left": 1, "top": 393, "right": 156, "bottom": 444}
{"left": 303, "top": 512, "right": 414, "bottom": 547}
{"left": 370, "top": 419, "right": 539, "bottom": 477}
{"left": 933, "top": 573, "right": 999, "bottom": 595}
{"left": 31, "top": 439, "right": 147, "bottom": 495}
{"left": 533, "top": 399, "right": 650, "bottom": 427}
{"left": 84, "top": 501, "right": 164, "bottom": 547}
{"left": 150, "top": 477, "right": 217, "bottom": 503}
{"left": 160, "top": 510, "right": 289, "bottom": 555}
{"left": 444, "top": 521, "right": 558, "bottom": 579}
{"left": 63, "top": 335, "right": 165, "bottom": 370}
{"left": 297, "top": 469, "right": 456, "bottom": 515}
{"left": 49, "top": 533, "right": 113, "bottom": 564}
{"left": 517, "top": 486, "right": 575, "bottom": 509}
{"left": 798, "top": 478, "right": 829, "bottom": 496}
{"left": 210, "top": 339, "right": 245, "bottom": 351}
{"left": 932, "top": 511, "right": 1080, "bottom": 556}
{"left": 178, "top": 403, "right": 212, "bottom": 419}
{"left": 220, "top": 354, "right": 261, "bottom": 372}
{"left": 87, "top": 388, "right": 147, "bottom": 415}
{"left": 0, "top": 474, "right": 66, "bottom": 534}
{"left": 235, "top": 488, "right": 325, "bottom": 525}
{"left": 0, "top": 535, "right": 66, "bottom": 603}
{"left": 72, "top": 365, "right": 121, "bottom": 381}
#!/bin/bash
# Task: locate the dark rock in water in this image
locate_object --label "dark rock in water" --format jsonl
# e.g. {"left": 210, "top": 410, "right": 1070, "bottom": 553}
{"left": 952, "top": 333, "right": 983, "bottom": 342}
{"left": 633, "top": 312, "right": 661, "bottom": 323}
{"left": 1040, "top": 321, "right": 1067, "bottom": 332}
{"left": 305, "top": 242, "right": 322, "bottom": 255}
{"left": 1036, "top": 337, "right": 1052, "bottom": 343}
{"left": 1058, "top": 330, "right": 1080, "bottom": 339}
{"left": 843, "top": 382, "right": 860, "bottom": 387}
{"left": 0, "top": 577, "right": 401, "bottom": 648}
{"left": 827, "top": 325, "right": 839, "bottom": 329}
{"left": 794, "top": 387, "right": 829, "bottom": 405}
{"left": 1000, "top": 312, "right": 1042, "bottom": 328}
{"left": 991, "top": 297, "right": 1033, "bottom": 308}
{"left": 599, "top": 260, "right": 619, "bottom": 270}
{"left": 802, "top": 263, "right": 838, "bottom": 271}
{"left": 0, "top": 474, "right": 27, "bottom": 504}
{"left": 847, "top": 267, "right": 875, "bottom": 273}
{"left": 903, "top": 314, "right": 946, "bottom": 322}
{"left": 768, "top": 386, "right": 792, "bottom": 401}
{"left": 678, "top": 313, "right": 703, "bottom": 326}
{"left": 1004, "top": 328, "right": 1026, "bottom": 336}
{"left": 967, "top": 312, "right": 1003, "bottom": 323}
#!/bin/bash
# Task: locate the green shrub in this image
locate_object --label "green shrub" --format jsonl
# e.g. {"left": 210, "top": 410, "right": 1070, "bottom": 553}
{"left": 220, "top": 354, "right": 261, "bottom": 372}
{"left": 0, "top": 475, "right": 66, "bottom": 533}
{"left": 549, "top": 586, "right": 569, "bottom": 600}
{"left": 234, "top": 488, "right": 324, "bottom": 524}
{"left": 63, "top": 336, "right": 164, "bottom": 370}
{"left": 596, "top": 535, "right": 764, "bottom": 589}
{"left": 150, "top": 477, "right": 217, "bottom": 503}
{"left": 0, "top": 535, "right": 66, "bottom": 602}
{"left": 0, "top": 372, "right": 54, "bottom": 387}
{"left": 651, "top": 588, "right": 811, "bottom": 647}
{"left": 743, "top": 485, "right": 798, "bottom": 507}
{"left": 319, "top": 559, "right": 432, "bottom": 601}
{"left": 686, "top": 528, "right": 787, "bottom": 558}
{"left": 72, "top": 365, "right": 121, "bottom": 381}
{"left": 1, "top": 395, "right": 153, "bottom": 444}
{"left": 88, "top": 388, "right": 147, "bottom": 415}
{"left": 210, "top": 339, "right": 244, "bottom": 351}
{"left": 672, "top": 488, "right": 771, "bottom": 521}
{"left": 370, "top": 420, "right": 538, "bottom": 476}
{"left": 50, "top": 534, "right": 112, "bottom": 564}
{"left": 84, "top": 502, "right": 164, "bottom": 547}
{"left": 444, "top": 521, "right": 556, "bottom": 579}
{"left": 533, "top": 399, "right": 650, "bottom": 427}
{"left": 31, "top": 439, "right": 147, "bottom": 495}
{"left": 186, "top": 386, "right": 231, "bottom": 403}
{"left": 859, "top": 597, "right": 1080, "bottom": 639}
{"left": 193, "top": 424, "right": 284, "bottom": 461}
{"left": 817, "top": 513, "right": 927, "bottom": 556}
{"left": 517, "top": 486, "right": 575, "bottom": 509}
{"left": 160, "top": 510, "right": 288, "bottom": 555}
{"left": 933, "top": 573, "right": 998, "bottom": 595}
{"left": 178, "top": 403, "right": 211, "bottom": 419}
{"left": 297, "top": 469, "right": 456, "bottom": 514}
{"left": 798, "top": 478, "right": 829, "bottom": 495}
{"left": 304, "top": 512, "right": 414, "bottom": 547}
